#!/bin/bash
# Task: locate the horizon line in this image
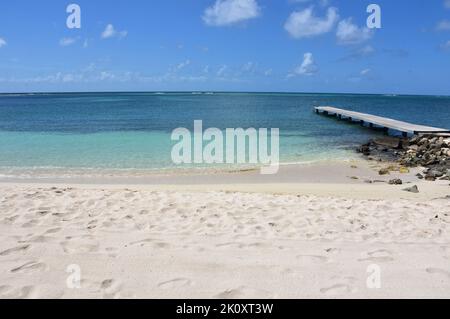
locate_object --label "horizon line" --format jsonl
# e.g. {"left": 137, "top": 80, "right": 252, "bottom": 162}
{"left": 0, "top": 90, "right": 449, "bottom": 98}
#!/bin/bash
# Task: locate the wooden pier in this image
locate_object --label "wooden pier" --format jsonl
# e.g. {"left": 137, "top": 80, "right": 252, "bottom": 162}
{"left": 315, "top": 106, "right": 450, "bottom": 137}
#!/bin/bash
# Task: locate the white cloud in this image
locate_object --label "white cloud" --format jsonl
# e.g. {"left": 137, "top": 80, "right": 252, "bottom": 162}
{"left": 0, "top": 38, "right": 7, "bottom": 48}
{"left": 338, "top": 45, "right": 375, "bottom": 61}
{"left": 445, "top": 0, "right": 450, "bottom": 9}
{"left": 436, "top": 20, "right": 450, "bottom": 31}
{"left": 336, "top": 18, "right": 373, "bottom": 45}
{"left": 99, "top": 71, "right": 116, "bottom": 81}
{"left": 440, "top": 40, "right": 450, "bottom": 50}
{"left": 284, "top": 7, "right": 339, "bottom": 39}
{"left": 289, "top": 0, "right": 311, "bottom": 3}
{"left": 217, "top": 65, "right": 228, "bottom": 76}
{"left": 203, "top": 0, "right": 261, "bottom": 26}
{"left": 289, "top": 0, "right": 330, "bottom": 7}
{"left": 360, "top": 68, "right": 371, "bottom": 76}
{"left": 0, "top": 62, "right": 250, "bottom": 85}
{"left": 359, "top": 45, "right": 375, "bottom": 55}
{"left": 101, "top": 24, "right": 115, "bottom": 38}
{"left": 289, "top": 52, "right": 318, "bottom": 76}
{"left": 101, "top": 24, "right": 128, "bottom": 39}
{"left": 59, "top": 37, "right": 77, "bottom": 46}
{"left": 241, "top": 61, "right": 258, "bottom": 74}
{"left": 176, "top": 60, "right": 191, "bottom": 70}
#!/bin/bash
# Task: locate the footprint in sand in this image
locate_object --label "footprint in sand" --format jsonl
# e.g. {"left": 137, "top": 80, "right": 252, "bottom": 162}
{"left": 358, "top": 249, "right": 394, "bottom": 263}
{"left": 215, "top": 242, "right": 245, "bottom": 249}
{"left": 215, "top": 286, "right": 275, "bottom": 299}
{"left": 440, "top": 246, "right": 450, "bottom": 260}
{"left": 35, "top": 210, "right": 51, "bottom": 217}
{"left": 44, "top": 228, "right": 62, "bottom": 234}
{"left": 0, "top": 244, "right": 31, "bottom": 257}
{"left": 157, "top": 278, "right": 192, "bottom": 290}
{"left": 3, "top": 215, "right": 20, "bottom": 224}
{"left": 324, "top": 248, "right": 341, "bottom": 255}
{"left": 296, "top": 255, "right": 329, "bottom": 263}
{"left": 320, "top": 276, "right": 358, "bottom": 296}
{"left": 60, "top": 240, "right": 99, "bottom": 254}
{"left": 21, "top": 219, "right": 41, "bottom": 228}
{"left": 128, "top": 238, "right": 170, "bottom": 249}
{"left": 0, "top": 285, "right": 37, "bottom": 299}
{"left": 320, "top": 284, "right": 354, "bottom": 295}
{"left": 99, "top": 279, "right": 123, "bottom": 299}
{"left": 101, "top": 279, "right": 115, "bottom": 289}
{"left": 10, "top": 261, "right": 47, "bottom": 274}
{"left": 426, "top": 268, "right": 450, "bottom": 279}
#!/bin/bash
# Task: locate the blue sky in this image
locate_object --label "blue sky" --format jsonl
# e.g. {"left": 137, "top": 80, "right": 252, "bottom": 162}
{"left": 0, "top": 0, "right": 449, "bottom": 94}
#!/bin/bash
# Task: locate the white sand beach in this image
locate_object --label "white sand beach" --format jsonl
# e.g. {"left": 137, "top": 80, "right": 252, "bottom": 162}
{"left": 0, "top": 160, "right": 449, "bottom": 299}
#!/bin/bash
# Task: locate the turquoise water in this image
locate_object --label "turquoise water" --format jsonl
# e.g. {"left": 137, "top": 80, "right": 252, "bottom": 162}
{"left": 0, "top": 92, "right": 449, "bottom": 174}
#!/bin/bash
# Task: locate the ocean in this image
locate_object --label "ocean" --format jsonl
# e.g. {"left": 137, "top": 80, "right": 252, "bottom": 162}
{"left": 0, "top": 92, "right": 449, "bottom": 176}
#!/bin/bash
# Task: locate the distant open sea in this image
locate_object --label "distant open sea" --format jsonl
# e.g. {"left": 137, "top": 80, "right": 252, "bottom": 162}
{"left": 0, "top": 92, "right": 449, "bottom": 176}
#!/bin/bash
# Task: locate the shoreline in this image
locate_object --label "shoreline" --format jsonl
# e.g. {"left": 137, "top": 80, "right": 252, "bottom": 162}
{"left": 0, "top": 158, "right": 448, "bottom": 201}
{"left": 0, "top": 154, "right": 362, "bottom": 179}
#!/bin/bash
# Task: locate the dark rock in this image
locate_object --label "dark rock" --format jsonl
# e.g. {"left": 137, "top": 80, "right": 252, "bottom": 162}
{"left": 409, "top": 136, "right": 420, "bottom": 144}
{"left": 427, "top": 169, "right": 444, "bottom": 178}
{"left": 389, "top": 179, "right": 403, "bottom": 185}
{"left": 403, "top": 185, "right": 419, "bottom": 193}
{"left": 358, "top": 144, "right": 371, "bottom": 156}
{"left": 358, "top": 134, "right": 450, "bottom": 182}
{"left": 373, "top": 137, "right": 404, "bottom": 149}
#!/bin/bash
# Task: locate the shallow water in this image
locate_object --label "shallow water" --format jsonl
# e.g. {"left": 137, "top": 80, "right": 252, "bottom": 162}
{"left": 0, "top": 92, "right": 449, "bottom": 174}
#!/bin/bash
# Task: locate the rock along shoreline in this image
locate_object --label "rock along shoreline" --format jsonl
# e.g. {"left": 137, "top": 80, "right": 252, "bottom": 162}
{"left": 358, "top": 134, "right": 450, "bottom": 182}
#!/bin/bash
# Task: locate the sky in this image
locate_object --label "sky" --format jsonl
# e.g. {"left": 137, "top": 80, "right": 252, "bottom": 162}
{"left": 0, "top": 0, "right": 450, "bottom": 95}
